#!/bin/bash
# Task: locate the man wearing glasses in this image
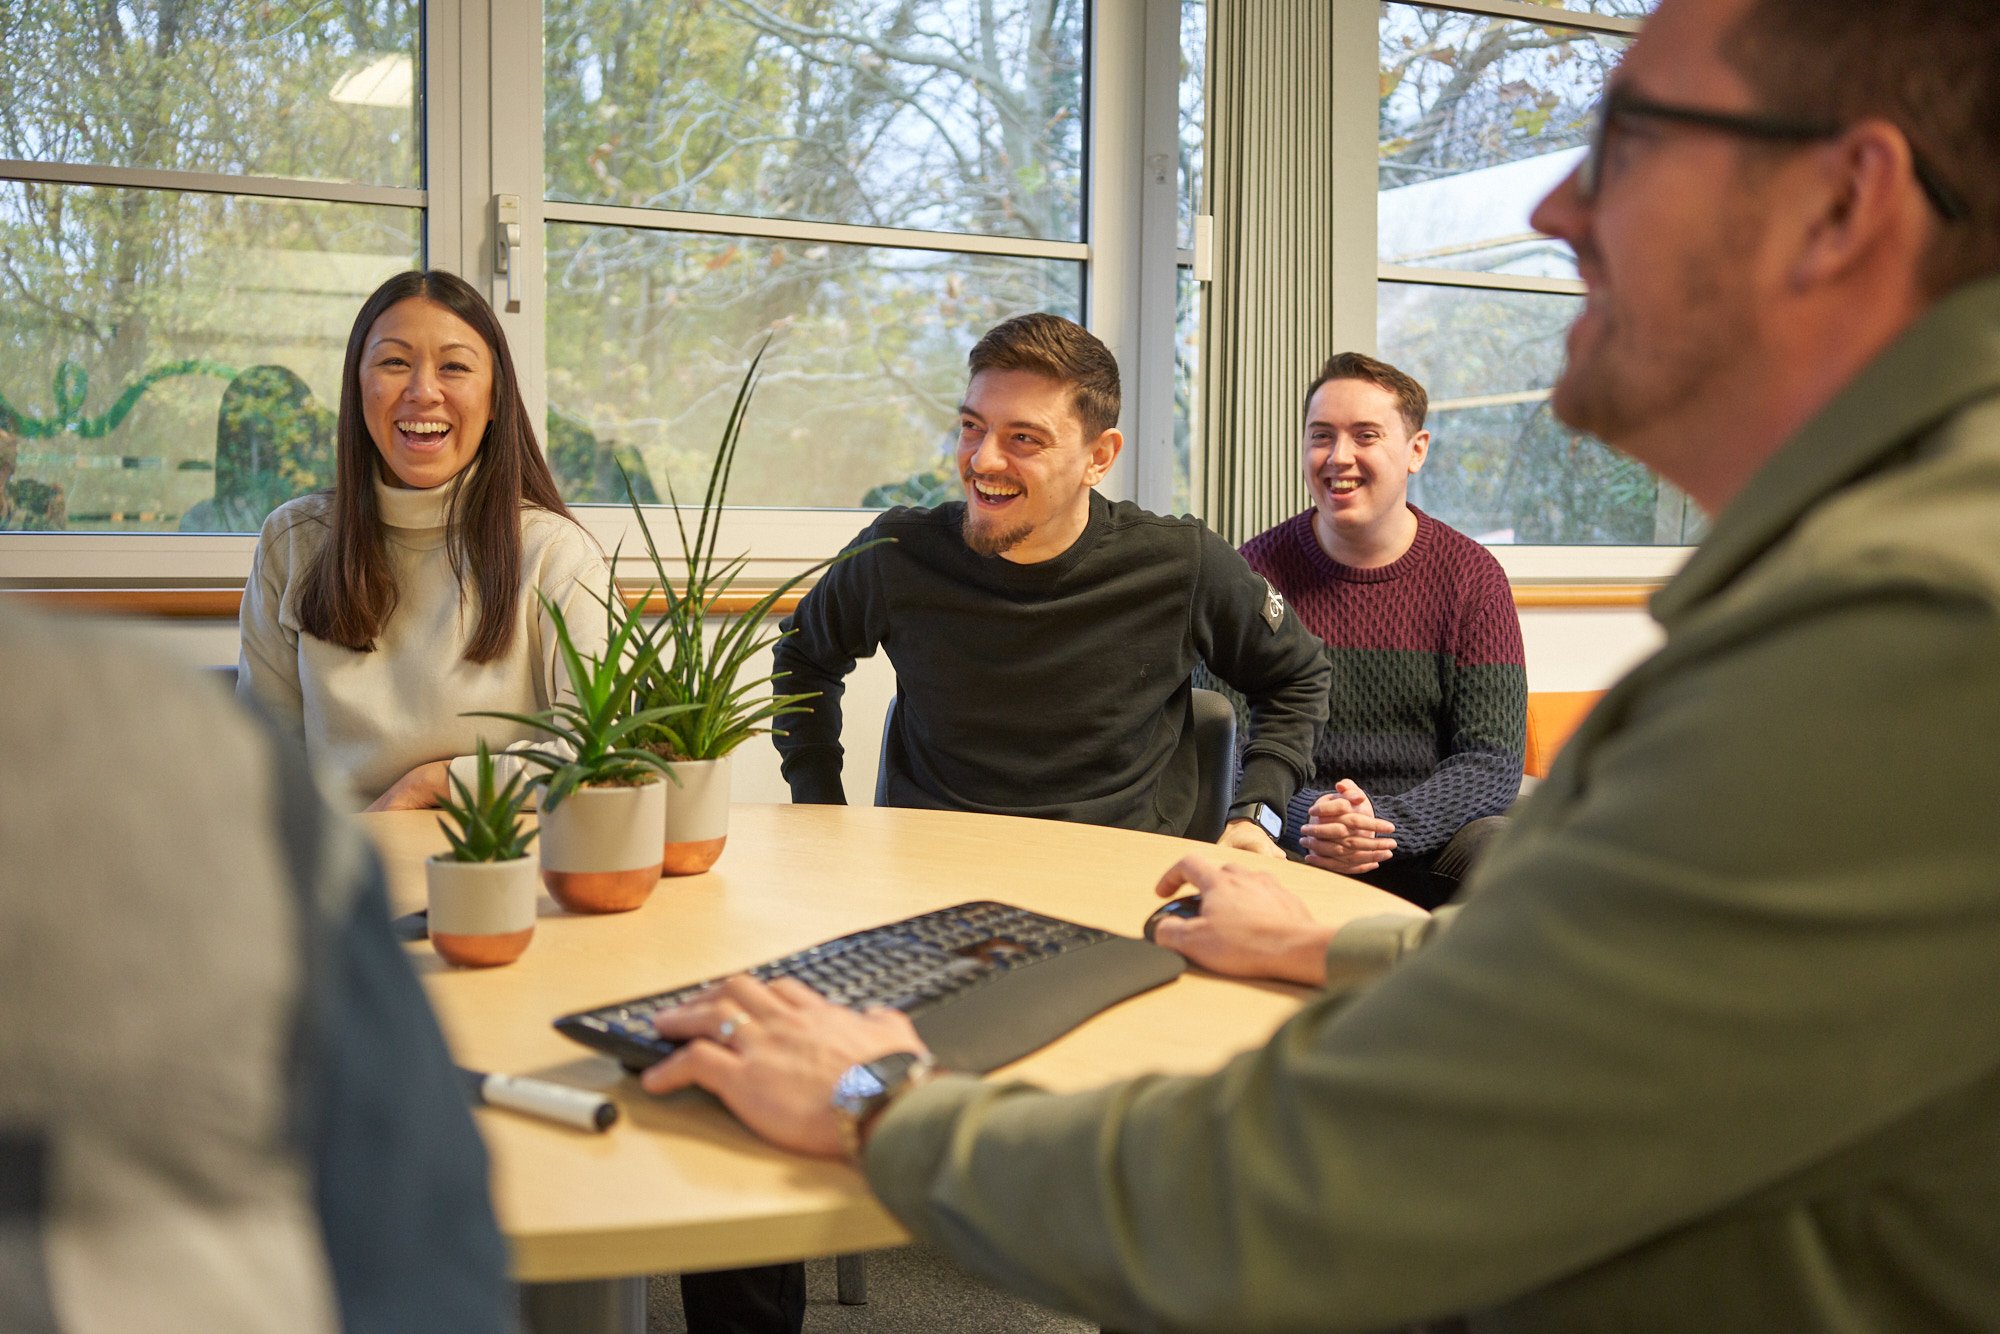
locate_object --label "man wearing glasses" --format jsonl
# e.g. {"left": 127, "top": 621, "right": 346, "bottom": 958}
{"left": 639, "top": 0, "right": 2000, "bottom": 1328}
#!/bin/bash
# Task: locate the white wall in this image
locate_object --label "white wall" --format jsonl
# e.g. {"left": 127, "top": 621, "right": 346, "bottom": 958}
{"left": 97, "top": 601, "right": 1660, "bottom": 802}
{"left": 1518, "top": 606, "right": 1662, "bottom": 694}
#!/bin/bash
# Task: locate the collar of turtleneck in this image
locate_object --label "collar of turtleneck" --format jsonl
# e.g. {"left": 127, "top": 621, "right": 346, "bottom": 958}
{"left": 374, "top": 465, "right": 471, "bottom": 531}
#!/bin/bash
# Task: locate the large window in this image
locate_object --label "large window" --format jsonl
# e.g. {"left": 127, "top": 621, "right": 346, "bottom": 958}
{"left": 0, "top": 1, "right": 423, "bottom": 535}
{"left": 0, "top": 0, "right": 1686, "bottom": 579}
{"left": 1172, "top": 0, "right": 1206, "bottom": 517}
{"left": 540, "top": 0, "right": 1087, "bottom": 510}
{"left": 1373, "top": 1, "right": 1687, "bottom": 547}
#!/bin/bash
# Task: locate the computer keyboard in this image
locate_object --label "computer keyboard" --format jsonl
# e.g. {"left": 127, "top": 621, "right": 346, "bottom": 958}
{"left": 554, "top": 901, "right": 1188, "bottom": 1075}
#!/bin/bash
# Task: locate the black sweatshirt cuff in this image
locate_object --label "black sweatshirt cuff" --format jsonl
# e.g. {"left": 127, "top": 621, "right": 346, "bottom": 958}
{"left": 784, "top": 754, "right": 849, "bottom": 805}
{"left": 1234, "top": 754, "right": 1298, "bottom": 821}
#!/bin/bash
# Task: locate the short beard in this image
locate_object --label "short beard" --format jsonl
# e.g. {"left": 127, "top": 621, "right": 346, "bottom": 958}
{"left": 961, "top": 508, "right": 1034, "bottom": 557}
{"left": 1553, "top": 201, "right": 1760, "bottom": 445}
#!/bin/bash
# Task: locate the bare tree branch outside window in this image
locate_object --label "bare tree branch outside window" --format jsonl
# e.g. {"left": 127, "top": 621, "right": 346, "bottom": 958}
{"left": 543, "top": 0, "right": 1085, "bottom": 510}
{"left": 1376, "top": 2, "right": 1670, "bottom": 546}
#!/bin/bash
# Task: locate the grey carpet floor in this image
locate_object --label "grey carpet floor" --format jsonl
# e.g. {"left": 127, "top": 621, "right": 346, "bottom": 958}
{"left": 646, "top": 1247, "right": 1097, "bottom": 1333}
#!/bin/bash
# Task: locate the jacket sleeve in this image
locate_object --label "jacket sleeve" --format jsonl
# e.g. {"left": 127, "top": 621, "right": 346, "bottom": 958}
{"left": 267, "top": 698, "right": 510, "bottom": 1334}
{"left": 771, "top": 528, "right": 890, "bottom": 805}
{"left": 1366, "top": 590, "right": 1528, "bottom": 858}
{"left": 864, "top": 588, "right": 2000, "bottom": 1332}
{"left": 1189, "top": 529, "right": 1331, "bottom": 816}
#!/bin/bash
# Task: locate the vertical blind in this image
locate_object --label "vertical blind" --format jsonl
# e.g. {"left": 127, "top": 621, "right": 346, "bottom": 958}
{"left": 1201, "top": 0, "right": 1340, "bottom": 544}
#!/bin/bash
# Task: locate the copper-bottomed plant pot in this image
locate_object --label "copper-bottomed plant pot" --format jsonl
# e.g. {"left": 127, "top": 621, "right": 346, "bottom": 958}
{"left": 660, "top": 756, "right": 732, "bottom": 877}
{"left": 425, "top": 855, "right": 539, "bottom": 967}
{"left": 536, "top": 779, "right": 668, "bottom": 913}
{"left": 542, "top": 865, "right": 666, "bottom": 914}
{"left": 660, "top": 835, "right": 727, "bottom": 877}
{"left": 432, "top": 927, "right": 535, "bottom": 968}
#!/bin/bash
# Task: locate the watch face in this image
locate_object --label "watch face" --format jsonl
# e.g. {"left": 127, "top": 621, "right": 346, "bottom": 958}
{"left": 1256, "top": 804, "right": 1283, "bottom": 840}
{"left": 834, "top": 1064, "right": 888, "bottom": 1106}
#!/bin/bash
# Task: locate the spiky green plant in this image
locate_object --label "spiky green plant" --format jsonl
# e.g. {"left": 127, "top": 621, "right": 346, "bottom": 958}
{"left": 624, "top": 349, "right": 889, "bottom": 762}
{"left": 436, "top": 739, "right": 538, "bottom": 862}
{"left": 466, "top": 568, "right": 697, "bottom": 809}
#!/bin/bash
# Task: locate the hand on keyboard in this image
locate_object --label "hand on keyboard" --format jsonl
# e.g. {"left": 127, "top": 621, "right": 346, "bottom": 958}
{"left": 639, "top": 974, "right": 930, "bottom": 1158}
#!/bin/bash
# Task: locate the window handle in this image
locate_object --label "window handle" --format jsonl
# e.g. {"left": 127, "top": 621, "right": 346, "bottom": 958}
{"left": 494, "top": 194, "right": 523, "bottom": 313}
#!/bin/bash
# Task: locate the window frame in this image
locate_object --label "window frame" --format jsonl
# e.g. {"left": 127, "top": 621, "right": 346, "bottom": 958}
{"left": 1367, "top": 1, "right": 1685, "bottom": 570}
{"left": 0, "top": 0, "right": 1684, "bottom": 591}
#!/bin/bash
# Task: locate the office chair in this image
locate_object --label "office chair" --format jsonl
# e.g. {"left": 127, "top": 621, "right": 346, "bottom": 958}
{"left": 1181, "top": 687, "right": 1238, "bottom": 843}
{"left": 873, "top": 696, "right": 899, "bottom": 809}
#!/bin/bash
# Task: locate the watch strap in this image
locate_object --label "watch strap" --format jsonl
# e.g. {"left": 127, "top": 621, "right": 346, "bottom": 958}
{"left": 1230, "top": 801, "right": 1284, "bottom": 841}
{"left": 832, "top": 1051, "right": 936, "bottom": 1159}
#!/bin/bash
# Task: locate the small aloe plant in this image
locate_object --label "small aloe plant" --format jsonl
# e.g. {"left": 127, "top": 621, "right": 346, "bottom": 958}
{"left": 437, "top": 739, "right": 538, "bottom": 863}
{"left": 467, "top": 568, "right": 697, "bottom": 810}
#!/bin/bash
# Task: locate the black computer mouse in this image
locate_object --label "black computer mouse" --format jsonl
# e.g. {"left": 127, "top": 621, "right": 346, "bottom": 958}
{"left": 1143, "top": 893, "right": 1203, "bottom": 942}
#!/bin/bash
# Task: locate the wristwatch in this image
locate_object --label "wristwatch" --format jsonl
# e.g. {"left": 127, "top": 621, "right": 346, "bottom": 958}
{"left": 1229, "top": 801, "right": 1284, "bottom": 842}
{"left": 830, "top": 1050, "right": 937, "bottom": 1159}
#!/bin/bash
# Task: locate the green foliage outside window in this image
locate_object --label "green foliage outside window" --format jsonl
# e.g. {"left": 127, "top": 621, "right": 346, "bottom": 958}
{"left": 0, "top": 2, "right": 420, "bottom": 533}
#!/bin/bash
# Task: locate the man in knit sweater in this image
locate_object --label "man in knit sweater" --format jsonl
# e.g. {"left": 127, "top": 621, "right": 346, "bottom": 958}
{"left": 1239, "top": 352, "right": 1526, "bottom": 908}
{"left": 774, "top": 313, "right": 1331, "bottom": 855}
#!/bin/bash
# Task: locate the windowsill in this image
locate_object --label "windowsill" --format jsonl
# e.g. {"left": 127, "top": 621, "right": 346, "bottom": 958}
{"left": 3, "top": 579, "right": 1668, "bottom": 620}
{"left": 1, "top": 515, "right": 1692, "bottom": 604}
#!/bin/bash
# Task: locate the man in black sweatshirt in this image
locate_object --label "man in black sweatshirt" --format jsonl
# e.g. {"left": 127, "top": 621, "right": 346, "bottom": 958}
{"left": 774, "top": 313, "right": 1330, "bottom": 854}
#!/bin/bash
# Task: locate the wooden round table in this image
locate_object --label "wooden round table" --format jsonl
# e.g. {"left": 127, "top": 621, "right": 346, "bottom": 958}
{"left": 360, "top": 804, "right": 1421, "bottom": 1315}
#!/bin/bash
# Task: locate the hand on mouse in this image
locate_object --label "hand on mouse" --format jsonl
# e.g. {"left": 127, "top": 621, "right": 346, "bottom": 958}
{"left": 640, "top": 974, "right": 929, "bottom": 1158}
{"left": 1148, "top": 855, "right": 1337, "bottom": 987}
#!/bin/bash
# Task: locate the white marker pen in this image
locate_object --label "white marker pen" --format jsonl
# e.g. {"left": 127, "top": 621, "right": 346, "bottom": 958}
{"left": 458, "top": 1067, "right": 619, "bottom": 1132}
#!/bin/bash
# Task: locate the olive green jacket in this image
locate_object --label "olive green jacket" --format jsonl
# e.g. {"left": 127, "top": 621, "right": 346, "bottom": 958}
{"left": 864, "top": 276, "right": 2000, "bottom": 1333}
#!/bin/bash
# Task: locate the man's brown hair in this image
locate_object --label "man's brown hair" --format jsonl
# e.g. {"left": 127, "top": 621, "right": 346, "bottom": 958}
{"left": 967, "top": 313, "right": 1121, "bottom": 440}
{"left": 1303, "top": 352, "right": 1428, "bottom": 436}
{"left": 1725, "top": 0, "right": 2000, "bottom": 296}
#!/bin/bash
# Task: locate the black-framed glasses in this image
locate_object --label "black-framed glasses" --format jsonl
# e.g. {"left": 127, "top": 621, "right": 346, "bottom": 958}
{"left": 1579, "top": 86, "right": 1968, "bottom": 223}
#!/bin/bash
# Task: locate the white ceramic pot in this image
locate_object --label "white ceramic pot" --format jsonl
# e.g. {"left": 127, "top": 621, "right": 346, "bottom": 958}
{"left": 660, "top": 755, "right": 732, "bottom": 876}
{"left": 536, "top": 779, "right": 667, "bottom": 912}
{"left": 425, "top": 854, "right": 539, "bottom": 966}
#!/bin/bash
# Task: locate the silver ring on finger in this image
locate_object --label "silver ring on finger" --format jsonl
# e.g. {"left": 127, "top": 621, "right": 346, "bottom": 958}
{"left": 715, "top": 1011, "right": 750, "bottom": 1044}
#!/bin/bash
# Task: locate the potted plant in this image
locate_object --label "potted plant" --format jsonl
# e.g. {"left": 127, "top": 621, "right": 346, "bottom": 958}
{"left": 469, "top": 576, "right": 692, "bottom": 912}
{"left": 426, "top": 740, "right": 541, "bottom": 967}
{"left": 623, "top": 354, "right": 887, "bottom": 874}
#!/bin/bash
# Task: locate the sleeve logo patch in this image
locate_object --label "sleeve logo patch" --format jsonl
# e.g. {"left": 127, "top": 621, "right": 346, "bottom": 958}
{"left": 1261, "top": 581, "right": 1286, "bottom": 632}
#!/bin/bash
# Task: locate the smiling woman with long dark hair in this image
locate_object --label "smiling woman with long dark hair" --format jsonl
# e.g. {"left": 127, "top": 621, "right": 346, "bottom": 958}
{"left": 237, "top": 269, "right": 610, "bottom": 811}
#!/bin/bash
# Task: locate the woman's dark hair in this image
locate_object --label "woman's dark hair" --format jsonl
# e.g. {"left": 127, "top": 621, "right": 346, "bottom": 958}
{"left": 296, "top": 269, "right": 572, "bottom": 663}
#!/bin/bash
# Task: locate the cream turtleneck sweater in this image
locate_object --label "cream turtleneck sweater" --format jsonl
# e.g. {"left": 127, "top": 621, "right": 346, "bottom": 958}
{"left": 238, "top": 476, "right": 612, "bottom": 810}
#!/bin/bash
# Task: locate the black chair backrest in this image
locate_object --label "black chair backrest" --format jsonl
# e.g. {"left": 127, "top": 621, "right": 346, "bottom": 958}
{"left": 1183, "top": 687, "right": 1238, "bottom": 844}
{"left": 874, "top": 695, "right": 899, "bottom": 807}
